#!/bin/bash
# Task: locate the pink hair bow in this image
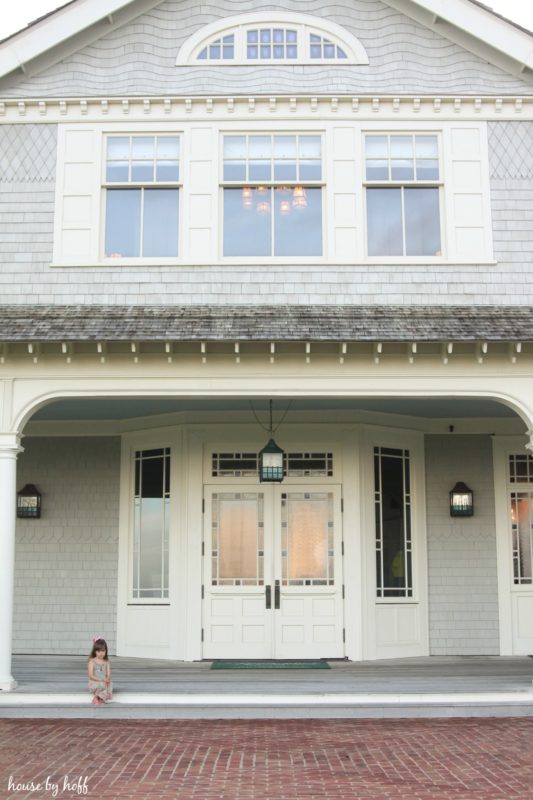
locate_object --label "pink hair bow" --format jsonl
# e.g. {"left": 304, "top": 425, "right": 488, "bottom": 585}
{"left": 92, "top": 635, "right": 104, "bottom": 643}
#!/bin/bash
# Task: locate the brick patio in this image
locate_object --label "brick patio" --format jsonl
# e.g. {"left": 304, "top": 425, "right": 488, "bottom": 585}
{"left": 1, "top": 718, "right": 532, "bottom": 799}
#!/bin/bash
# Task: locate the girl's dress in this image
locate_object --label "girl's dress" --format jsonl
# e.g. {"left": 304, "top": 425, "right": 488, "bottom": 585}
{"left": 88, "top": 659, "right": 113, "bottom": 702}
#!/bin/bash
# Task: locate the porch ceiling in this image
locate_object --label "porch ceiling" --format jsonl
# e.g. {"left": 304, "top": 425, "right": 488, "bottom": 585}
{"left": 32, "top": 396, "right": 518, "bottom": 420}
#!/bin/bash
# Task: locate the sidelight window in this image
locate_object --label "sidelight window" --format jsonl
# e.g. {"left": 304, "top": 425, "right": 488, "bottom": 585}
{"left": 374, "top": 447, "right": 413, "bottom": 598}
{"left": 132, "top": 448, "right": 170, "bottom": 599}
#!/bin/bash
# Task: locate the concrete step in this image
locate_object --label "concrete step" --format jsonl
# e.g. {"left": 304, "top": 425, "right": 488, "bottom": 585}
{"left": 1, "top": 691, "right": 533, "bottom": 719}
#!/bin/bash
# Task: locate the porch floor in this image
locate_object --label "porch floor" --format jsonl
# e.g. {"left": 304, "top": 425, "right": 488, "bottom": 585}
{"left": 1, "top": 655, "right": 532, "bottom": 719}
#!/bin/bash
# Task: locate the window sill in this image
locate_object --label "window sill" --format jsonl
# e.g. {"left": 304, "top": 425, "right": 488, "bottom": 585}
{"left": 50, "top": 259, "right": 498, "bottom": 268}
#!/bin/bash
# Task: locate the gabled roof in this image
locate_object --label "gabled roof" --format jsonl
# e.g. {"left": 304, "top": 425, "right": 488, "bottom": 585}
{"left": 0, "top": 0, "right": 532, "bottom": 83}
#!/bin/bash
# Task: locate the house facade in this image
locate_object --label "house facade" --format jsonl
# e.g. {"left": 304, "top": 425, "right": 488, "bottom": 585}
{"left": 1, "top": 0, "right": 533, "bottom": 689}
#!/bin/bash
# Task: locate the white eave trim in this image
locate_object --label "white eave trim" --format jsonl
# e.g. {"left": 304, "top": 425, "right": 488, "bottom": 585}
{"left": 0, "top": 0, "right": 532, "bottom": 81}
{"left": 0, "top": 0, "right": 160, "bottom": 79}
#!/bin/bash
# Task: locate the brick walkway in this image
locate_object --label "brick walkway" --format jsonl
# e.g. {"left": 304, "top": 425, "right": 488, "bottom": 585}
{"left": 1, "top": 718, "right": 532, "bottom": 799}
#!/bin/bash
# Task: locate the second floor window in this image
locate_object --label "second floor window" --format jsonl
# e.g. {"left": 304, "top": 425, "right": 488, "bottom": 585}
{"left": 104, "top": 135, "right": 180, "bottom": 258}
{"left": 222, "top": 134, "right": 323, "bottom": 257}
{"left": 365, "top": 134, "right": 442, "bottom": 257}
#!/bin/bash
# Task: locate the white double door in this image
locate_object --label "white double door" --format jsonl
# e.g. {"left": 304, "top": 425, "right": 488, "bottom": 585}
{"left": 203, "top": 484, "right": 344, "bottom": 659}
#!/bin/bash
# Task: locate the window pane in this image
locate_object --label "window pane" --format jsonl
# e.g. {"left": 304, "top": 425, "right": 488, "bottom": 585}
{"left": 142, "top": 189, "right": 179, "bottom": 257}
{"left": 131, "top": 160, "right": 154, "bottom": 182}
{"left": 274, "top": 136, "right": 297, "bottom": 158}
{"left": 224, "top": 161, "right": 246, "bottom": 181}
{"left": 415, "top": 135, "right": 438, "bottom": 158}
{"left": 132, "top": 136, "right": 155, "bottom": 159}
{"left": 365, "top": 135, "right": 388, "bottom": 158}
{"left": 107, "top": 137, "right": 130, "bottom": 160}
{"left": 249, "top": 160, "right": 271, "bottom": 181}
{"left": 247, "top": 30, "right": 258, "bottom": 43}
{"left": 404, "top": 188, "right": 441, "bottom": 256}
{"left": 156, "top": 160, "right": 179, "bottom": 182}
{"left": 390, "top": 135, "right": 413, "bottom": 158}
{"left": 105, "top": 189, "right": 141, "bottom": 257}
{"left": 311, "top": 44, "right": 321, "bottom": 58}
{"left": 299, "top": 159, "right": 321, "bottom": 180}
{"left": 224, "top": 136, "right": 247, "bottom": 159}
{"left": 299, "top": 136, "right": 321, "bottom": 158}
{"left": 366, "top": 160, "right": 388, "bottom": 180}
{"left": 106, "top": 161, "right": 129, "bottom": 182}
{"left": 249, "top": 136, "right": 271, "bottom": 158}
{"left": 274, "top": 187, "right": 322, "bottom": 256}
{"left": 416, "top": 159, "right": 439, "bottom": 180}
{"left": 391, "top": 159, "right": 414, "bottom": 180}
{"left": 367, "top": 188, "right": 402, "bottom": 256}
{"left": 274, "top": 161, "right": 297, "bottom": 181}
{"left": 157, "top": 137, "right": 180, "bottom": 159}
{"left": 224, "top": 187, "right": 271, "bottom": 256}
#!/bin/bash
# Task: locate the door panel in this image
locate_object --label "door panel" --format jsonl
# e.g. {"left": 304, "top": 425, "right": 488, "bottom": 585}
{"left": 203, "top": 488, "right": 272, "bottom": 659}
{"left": 275, "top": 488, "right": 344, "bottom": 658}
{"left": 203, "top": 485, "right": 344, "bottom": 659}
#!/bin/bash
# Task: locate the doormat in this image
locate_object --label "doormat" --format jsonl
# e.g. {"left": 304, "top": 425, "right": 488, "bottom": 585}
{"left": 210, "top": 660, "right": 331, "bottom": 670}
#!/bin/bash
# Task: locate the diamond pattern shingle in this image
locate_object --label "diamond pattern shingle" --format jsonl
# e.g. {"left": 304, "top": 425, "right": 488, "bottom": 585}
{"left": 0, "top": 305, "right": 531, "bottom": 342}
{"left": 0, "top": 125, "right": 57, "bottom": 183}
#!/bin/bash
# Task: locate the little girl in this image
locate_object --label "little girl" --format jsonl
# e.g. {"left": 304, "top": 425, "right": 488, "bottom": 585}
{"left": 88, "top": 637, "right": 113, "bottom": 704}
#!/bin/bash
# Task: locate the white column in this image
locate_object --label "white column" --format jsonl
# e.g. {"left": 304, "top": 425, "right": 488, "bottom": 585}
{"left": 0, "top": 435, "right": 22, "bottom": 690}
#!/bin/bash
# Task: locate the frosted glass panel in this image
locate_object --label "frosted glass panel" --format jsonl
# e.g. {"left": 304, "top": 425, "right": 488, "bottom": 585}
{"left": 282, "top": 493, "right": 334, "bottom": 586}
{"left": 213, "top": 493, "right": 264, "bottom": 586}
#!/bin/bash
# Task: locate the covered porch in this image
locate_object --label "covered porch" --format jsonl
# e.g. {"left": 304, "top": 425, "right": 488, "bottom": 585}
{"left": 1, "top": 655, "right": 532, "bottom": 719}
{"left": 2, "top": 305, "right": 533, "bottom": 690}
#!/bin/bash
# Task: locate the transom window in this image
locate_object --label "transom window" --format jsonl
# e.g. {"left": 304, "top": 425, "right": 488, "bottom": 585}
{"left": 222, "top": 134, "right": 323, "bottom": 258}
{"left": 176, "top": 14, "right": 368, "bottom": 65}
{"left": 365, "top": 134, "right": 442, "bottom": 258}
{"left": 211, "top": 451, "right": 333, "bottom": 477}
{"left": 104, "top": 135, "right": 180, "bottom": 258}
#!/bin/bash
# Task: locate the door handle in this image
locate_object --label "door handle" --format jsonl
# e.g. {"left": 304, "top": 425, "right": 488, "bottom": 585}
{"left": 265, "top": 585, "right": 271, "bottom": 609}
{"left": 274, "top": 580, "right": 280, "bottom": 610}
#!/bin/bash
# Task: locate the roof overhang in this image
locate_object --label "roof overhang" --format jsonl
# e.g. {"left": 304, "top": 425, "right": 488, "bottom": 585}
{"left": 0, "top": 0, "right": 532, "bottom": 84}
{"left": 0, "top": 306, "right": 531, "bottom": 366}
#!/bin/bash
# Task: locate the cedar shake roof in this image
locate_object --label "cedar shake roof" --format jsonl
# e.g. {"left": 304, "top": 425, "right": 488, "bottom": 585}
{"left": 0, "top": 305, "right": 531, "bottom": 342}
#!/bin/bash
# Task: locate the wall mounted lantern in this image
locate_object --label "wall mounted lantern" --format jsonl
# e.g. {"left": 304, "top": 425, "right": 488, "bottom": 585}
{"left": 257, "top": 400, "right": 285, "bottom": 483}
{"left": 17, "top": 484, "right": 42, "bottom": 519}
{"left": 449, "top": 482, "right": 473, "bottom": 517}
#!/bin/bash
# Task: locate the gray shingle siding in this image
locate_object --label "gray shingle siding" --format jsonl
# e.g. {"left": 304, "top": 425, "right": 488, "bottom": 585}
{"left": 1, "top": 0, "right": 531, "bottom": 97}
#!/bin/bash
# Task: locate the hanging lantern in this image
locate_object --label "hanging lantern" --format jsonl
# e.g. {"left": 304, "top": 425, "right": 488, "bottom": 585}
{"left": 17, "top": 484, "right": 42, "bottom": 519}
{"left": 256, "top": 200, "right": 271, "bottom": 214}
{"left": 259, "top": 438, "right": 285, "bottom": 483}
{"left": 449, "top": 482, "right": 474, "bottom": 517}
{"left": 242, "top": 187, "right": 253, "bottom": 209}
{"left": 258, "top": 400, "right": 285, "bottom": 483}
{"left": 279, "top": 199, "right": 291, "bottom": 215}
{"left": 292, "top": 185, "right": 307, "bottom": 209}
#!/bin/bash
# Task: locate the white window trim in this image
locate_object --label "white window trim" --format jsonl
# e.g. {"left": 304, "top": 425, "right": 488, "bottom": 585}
{"left": 176, "top": 13, "right": 369, "bottom": 66}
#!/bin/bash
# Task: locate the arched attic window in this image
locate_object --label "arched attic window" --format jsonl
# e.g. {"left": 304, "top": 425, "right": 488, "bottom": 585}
{"left": 176, "top": 13, "right": 369, "bottom": 66}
